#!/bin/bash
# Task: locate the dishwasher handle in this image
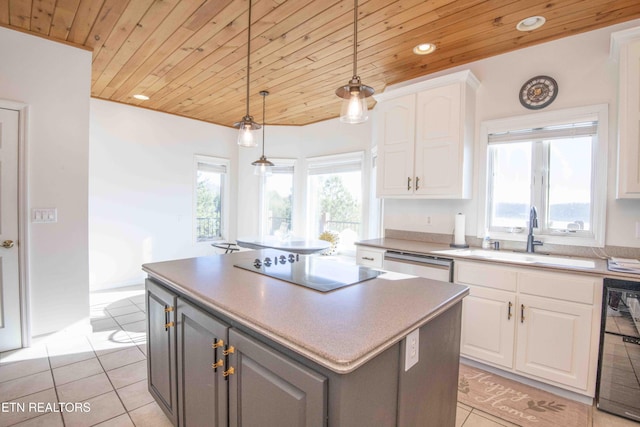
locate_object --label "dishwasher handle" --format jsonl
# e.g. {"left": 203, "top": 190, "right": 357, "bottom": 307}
{"left": 383, "top": 251, "right": 453, "bottom": 268}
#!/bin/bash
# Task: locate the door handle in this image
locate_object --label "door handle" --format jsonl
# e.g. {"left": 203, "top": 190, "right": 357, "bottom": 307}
{"left": 2, "top": 240, "right": 14, "bottom": 248}
{"left": 407, "top": 177, "right": 412, "bottom": 191}
{"left": 521, "top": 304, "right": 525, "bottom": 323}
{"left": 415, "top": 177, "right": 420, "bottom": 190}
{"left": 507, "top": 301, "right": 512, "bottom": 320}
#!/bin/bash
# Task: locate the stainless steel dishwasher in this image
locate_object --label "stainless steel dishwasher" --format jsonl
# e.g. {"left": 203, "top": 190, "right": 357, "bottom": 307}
{"left": 382, "top": 250, "right": 453, "bottom": 282}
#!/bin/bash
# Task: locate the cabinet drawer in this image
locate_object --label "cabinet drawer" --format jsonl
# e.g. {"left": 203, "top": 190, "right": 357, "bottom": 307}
{"left": 455, "top": 261, "right": 517, "bottom": 292}
{"left": 518, "top": 270, "right": 596, "bottom": 304}
{"left": 355, "top": 247, "right": 385, "bottom": 268}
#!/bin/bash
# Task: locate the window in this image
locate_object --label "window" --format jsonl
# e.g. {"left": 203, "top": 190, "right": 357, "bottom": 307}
{"left": 194, "top": 156, "right": 229, "bottom": 242}
{"left": 307, "top": 152, "right": 364, "bottom": 252}
{"left": 480, "top": 105, "right": 607, "bottom": 247}
{"left": 260, "top": 160, "right": 295, "bottom": 237}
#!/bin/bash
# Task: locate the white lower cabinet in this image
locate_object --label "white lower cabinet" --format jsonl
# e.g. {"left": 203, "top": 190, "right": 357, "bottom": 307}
{"left": 460, "top": 285, "right": 515, "bottom": 369}
{"left": 456, "top": 260, "right": 600, "bottom": 395}
{"left": 515, "top": 294, "right": 593, "bottom": 390}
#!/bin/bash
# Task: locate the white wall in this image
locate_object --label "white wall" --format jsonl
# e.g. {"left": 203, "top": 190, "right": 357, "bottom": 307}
{"left": 383, "top": 19, "right": 640, "bottom": 248}
{"left": 236, "top": 118, "right": 372, "bottom": 238}
{"left": 89, "top": 99, "right": 237, "bottom": 290}
{"left": 0, "top": 27, "right": 91, "bottom": 336}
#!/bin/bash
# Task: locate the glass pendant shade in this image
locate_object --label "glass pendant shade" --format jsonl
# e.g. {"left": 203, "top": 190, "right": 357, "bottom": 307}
{"left": 235, "top": 0, "right": 259, "bottom": 146}
{"left": 337, "top": 77, "right": 372, "bottom": 124}
{"left": 252, "top": 90, "right": 273, "bottom": 175}
{"left": 336, "top": 0, "right": 374, "bottom": 123}
{"left": 252, "top": 156, "right": 274, "bottom": 175}
{"left": 235, "top": 116, "right": 260, "bottom": 147}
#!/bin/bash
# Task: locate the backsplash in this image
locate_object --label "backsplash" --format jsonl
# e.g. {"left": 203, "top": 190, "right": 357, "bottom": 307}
{"left": 385, "top": 229, "right": 640, "bottom": 260}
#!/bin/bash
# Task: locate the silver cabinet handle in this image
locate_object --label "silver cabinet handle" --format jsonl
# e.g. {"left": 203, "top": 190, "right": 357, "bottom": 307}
{"left": 508, "top": 301, "right": 512, "bottom": 320}
{"left": 361, "top": 256, "right": 374, "bottom": 261}
{"left": 407, "top": 177, "right": 412, "bottom": 190}
{"left": 415, "top": 177, "right": 420, "bottom": 190}
{"left": 521, "top": 304, "right": 525, "bottom": 323}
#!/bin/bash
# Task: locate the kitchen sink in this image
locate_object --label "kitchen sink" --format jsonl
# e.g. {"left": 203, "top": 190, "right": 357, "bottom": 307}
{"left": 432, "top": 248, "right": 596, "bottom": 269}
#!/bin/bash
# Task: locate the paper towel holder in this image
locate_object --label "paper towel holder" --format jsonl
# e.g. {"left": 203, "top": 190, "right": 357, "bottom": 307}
{"left": 450, "top": 212, "right": 469, "bottom": 248}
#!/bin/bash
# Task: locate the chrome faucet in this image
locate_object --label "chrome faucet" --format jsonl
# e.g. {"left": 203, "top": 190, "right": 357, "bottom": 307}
{"left": 526, "top": 206, "right": 543, "bottom": 253}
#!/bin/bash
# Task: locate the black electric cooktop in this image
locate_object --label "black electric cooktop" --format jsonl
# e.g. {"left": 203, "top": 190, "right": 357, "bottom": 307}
{"left": 234, "top": 252, "right": 382, "bottom": 292}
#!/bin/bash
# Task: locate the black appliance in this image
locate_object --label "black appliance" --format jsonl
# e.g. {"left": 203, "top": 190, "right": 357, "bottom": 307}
{"left": 234, "top": 252, "right": 382, "bottom": 292}
{"left": 596, "top": 277, "right": 640, "bottom": 422}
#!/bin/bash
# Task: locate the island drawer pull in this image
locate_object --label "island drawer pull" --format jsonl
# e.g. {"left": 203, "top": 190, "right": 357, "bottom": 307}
{"left": 223, "top": 367, "right": 235, "bottom": 377}
{"left": 361, "top": 256, "right": 374, "bottom": 261}
{"left": 507, "top": 301, "right": 512, "bottom": 320}
{"left": 520, "top": 304, "right": 525, "bottom": 323}
{"left": 212, "top": 359, "right": 224, "bottom": 370}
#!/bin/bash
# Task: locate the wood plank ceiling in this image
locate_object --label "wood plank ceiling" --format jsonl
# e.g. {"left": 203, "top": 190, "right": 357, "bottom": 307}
{"left": 2, "top": 0, "right": 640, "bottom": 126}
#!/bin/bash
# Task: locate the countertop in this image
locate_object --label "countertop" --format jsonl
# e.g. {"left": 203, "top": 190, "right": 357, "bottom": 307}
{"left": 142, "top": 249, "right": 468, "bottom": 374}
{"left": 357, "top": 238, "right": 640, "bottom": 280}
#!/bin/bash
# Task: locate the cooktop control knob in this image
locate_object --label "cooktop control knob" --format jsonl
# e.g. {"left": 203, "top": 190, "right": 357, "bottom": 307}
{"left": 288, "top": 254, "right": 295, "bottom": 263}
{"left": 279, "top": 255, "right": 286, "bottom": 263}
{"left": 253, "top": 259, "right": 262, "bottom": 268}
{"left": 264, "top": 257, "right": 272, "bottom": 267}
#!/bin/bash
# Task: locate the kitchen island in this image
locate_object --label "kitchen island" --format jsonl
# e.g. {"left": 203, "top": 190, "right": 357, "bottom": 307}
{"left": 142, "top": 250, "right": 468, "bottom": 427}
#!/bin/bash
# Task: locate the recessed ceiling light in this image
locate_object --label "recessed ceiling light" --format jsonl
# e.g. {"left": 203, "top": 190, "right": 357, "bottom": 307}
{"left": 413, "top": 43, "right": 436, "bottom": 55}
{"left": 133, "top": 94, "right": 149, "bottom": 100}
{"left": 516, "top": 16, "right": 546, "bottom": 32}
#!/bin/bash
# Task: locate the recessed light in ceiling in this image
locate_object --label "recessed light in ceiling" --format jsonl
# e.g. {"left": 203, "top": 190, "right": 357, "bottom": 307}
{"left": 413, "top": 43, "right": 436, "bottom": 55}
{"left": 516, "top": 16, "right": 546, "bottom": 32}
{"left": 133, "top": 94, "right": 149, "bottom": 100}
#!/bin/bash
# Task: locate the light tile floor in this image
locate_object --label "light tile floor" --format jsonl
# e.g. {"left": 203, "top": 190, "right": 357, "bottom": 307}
{"left": 0, "top": 284, "right": 637, "bottom": 426}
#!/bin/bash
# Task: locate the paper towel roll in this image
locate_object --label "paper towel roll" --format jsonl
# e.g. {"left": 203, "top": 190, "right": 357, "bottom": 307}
{"left": 454, "top": 213, "right": 466, "bottom": 246}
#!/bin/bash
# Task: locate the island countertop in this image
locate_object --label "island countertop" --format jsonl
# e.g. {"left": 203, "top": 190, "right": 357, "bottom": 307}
{"left": 142, "top": 249, "right": 468, "bottom": 374}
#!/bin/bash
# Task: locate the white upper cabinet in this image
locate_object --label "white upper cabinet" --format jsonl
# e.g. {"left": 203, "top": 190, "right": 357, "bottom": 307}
{"left": 374, "top": 70, "right": 478, "bottom": 198}
{"left": 612, "top": 27, "right": 640, "bottom": 198}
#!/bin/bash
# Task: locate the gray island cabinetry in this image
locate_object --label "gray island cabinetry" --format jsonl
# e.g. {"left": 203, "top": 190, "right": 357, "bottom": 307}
{"left": 143, "top": 250, "right": 468, "bottom": 427}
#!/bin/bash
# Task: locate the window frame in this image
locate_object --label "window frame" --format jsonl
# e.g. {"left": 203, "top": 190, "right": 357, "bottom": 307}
{"left": 304, "top": 151, "right": 367, "bottom": 254}
{"left": 258, "top": 158, "right": 296, "bottom": 237}
{"left": 193, "top": 155, "right": 230, "bottom": 244}
{"left": 477, "top": 104, "right": 608, "bottom": 248}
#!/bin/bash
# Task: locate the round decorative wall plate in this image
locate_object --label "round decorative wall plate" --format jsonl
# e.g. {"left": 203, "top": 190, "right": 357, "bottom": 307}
{"left": 519, "top": 75, "right": 558, "bottom": 110}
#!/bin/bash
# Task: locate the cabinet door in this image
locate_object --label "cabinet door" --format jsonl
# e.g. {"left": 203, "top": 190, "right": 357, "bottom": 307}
{"left": 146, "top": 279, "right": 178, "bottom": 426}
{"left": 228, "top": 329, "right": 327, "bottom": 427}
{"left": 376, "top": 94, "right": 416, "bottom": 196}
{"left": 515, "top": 294, "right": 593, "bottom": 390}
{"left": 617, "top": 38, "right": 640, "bottom": 197}
{"left": 414, "top": 83, "right": 462, "bottom": 197}
{"left": 177, "top": 298, "right": 229, "bottom": 427}
{"left": 460, "top": 285, "right": 515, "bottom": 369}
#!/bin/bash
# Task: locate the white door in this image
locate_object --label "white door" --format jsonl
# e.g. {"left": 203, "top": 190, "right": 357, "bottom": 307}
{"left": 460, "top": 285, "right": 516, "bottom": 369}
{"left": 376, "top": 93, "right": 416, "bottom": 196}
{"left": 0, "top": 108, "right": 22, "bottom": 352}
{"left": 414, "top": 83, "right": 461, "bottom": 196}
{"left": 515, "top": 294, "right": 592, "bottom": 390}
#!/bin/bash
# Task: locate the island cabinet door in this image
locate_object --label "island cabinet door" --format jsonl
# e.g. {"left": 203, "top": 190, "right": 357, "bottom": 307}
{"left": 177, "top": 298, "right": 229, "bottom": 427}
{"left": 228, "top": 329, "right": 327, "bottom": 427}
{"left": 146, "top": 279, "right": 178, "bottom": 426}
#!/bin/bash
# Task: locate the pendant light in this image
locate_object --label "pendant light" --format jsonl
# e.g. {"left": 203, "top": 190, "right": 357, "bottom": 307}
{"left": 335, "top": 0, "right": 374, "bottom": 124}
{"left": 234, "top": 0, "right": 260, "bottom": 147}
{"left": 252, "top": 90, "right": 274, "bottom": 176}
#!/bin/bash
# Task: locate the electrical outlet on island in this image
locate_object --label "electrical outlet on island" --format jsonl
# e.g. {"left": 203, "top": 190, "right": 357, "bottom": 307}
{"left": 404, "top": 329, "right": 419, "bottom": 371}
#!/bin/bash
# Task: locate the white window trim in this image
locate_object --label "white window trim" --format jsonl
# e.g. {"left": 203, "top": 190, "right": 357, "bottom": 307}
{"left": 193, "top": 154, "right": 231, "bottom": 244}
{"left": 258, "top": 158, "right": 297, "bottom": 237}
{"left": 477, "top": 104, "right": 608, "bottom": 248}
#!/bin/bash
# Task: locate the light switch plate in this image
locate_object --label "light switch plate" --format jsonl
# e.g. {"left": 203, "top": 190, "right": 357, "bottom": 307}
{"left": 404, "top": 329, "right": 419, "bottom": 371}
{"left": 32, "top": 208, "right": 57, "bottom": 223}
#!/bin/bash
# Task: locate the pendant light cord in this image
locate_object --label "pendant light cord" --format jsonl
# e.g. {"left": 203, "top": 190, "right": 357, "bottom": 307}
{"left": 261, "top": 92, "right": 266, "bottom": 157}
{"left": 246, "top": 0, "right": 252, "bottom": 116}
{"left": 352, "top": 0, "right": 358, "bottom": 78}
